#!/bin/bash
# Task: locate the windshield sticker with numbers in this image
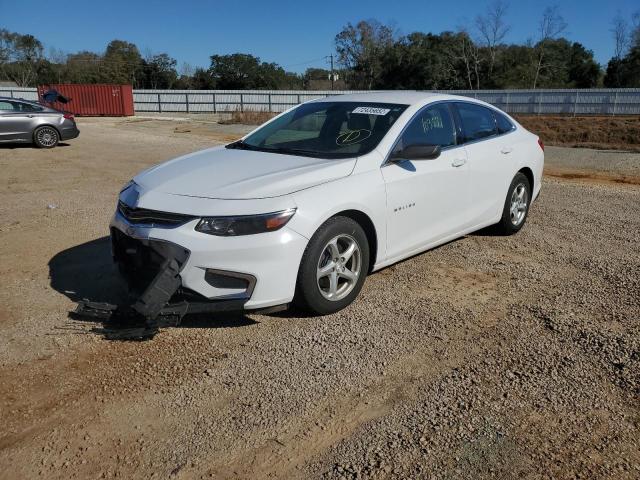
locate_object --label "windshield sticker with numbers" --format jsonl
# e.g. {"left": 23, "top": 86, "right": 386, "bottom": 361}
{"left": 352, "top": 106, "right": 391, "bottom": 116}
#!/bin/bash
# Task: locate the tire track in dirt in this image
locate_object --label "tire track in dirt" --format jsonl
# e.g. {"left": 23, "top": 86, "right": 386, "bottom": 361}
{"left": 201, "top": 337, "right": 482, "bottom": 479}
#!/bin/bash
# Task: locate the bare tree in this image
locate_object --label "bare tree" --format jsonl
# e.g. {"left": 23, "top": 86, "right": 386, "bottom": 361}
{"left": 632, "top": 11, "right": 640, "bottom": 48}
{"left": 611, "top": 12, "right": 629, "bottom": 58}
{"left": 532, "top": 5, "right": 567, "bottom": 88}
{"left": 177, "top": 62, "right": 195, "bottom": 88}
{"left": 475, "top": 0, "right": 510, "bottom": 79}
{"left": 47, "top": 47, "right": 68, "bottom": 83}
{"left": 453, "top": 28, "right": 482, "bottom": 89}
{"left": 180, "top": 62, "right": 195, "bottom": 78}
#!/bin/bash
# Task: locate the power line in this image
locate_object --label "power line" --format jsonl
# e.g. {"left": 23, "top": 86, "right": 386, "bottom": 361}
{"left": 282, "top": 56, "right": 327, "bottom": 69}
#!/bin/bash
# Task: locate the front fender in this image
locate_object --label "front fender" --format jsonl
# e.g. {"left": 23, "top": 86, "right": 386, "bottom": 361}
{"left": 288, "top": 169, "right": 387, "bottom": 266}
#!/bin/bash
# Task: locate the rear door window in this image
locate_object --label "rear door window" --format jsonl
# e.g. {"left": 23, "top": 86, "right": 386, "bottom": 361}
{"left": 455, "top": 103, "right": 498, "bottom": 143}
{"left": 19, "top": 102, "right": 44, "bottom": 112}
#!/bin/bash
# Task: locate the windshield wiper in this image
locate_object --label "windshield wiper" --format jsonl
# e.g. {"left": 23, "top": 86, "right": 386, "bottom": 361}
{"left": 227, "top": 141, "right": 345, "bottom": 159}
{"left": 226, "top": 140, "right": 258, "bottom": 151}
{"left": 265, "top": 147, "right": 353, "bottom": 158}
{"left": 266, "top": 146, "right": 328, "bottom": 158}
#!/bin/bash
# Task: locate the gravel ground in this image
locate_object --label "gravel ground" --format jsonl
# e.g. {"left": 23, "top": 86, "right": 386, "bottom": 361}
{"left": 545, "top": 145, "right": 640, "bottom": 176}
{"left": 0, "top": 118, "right": 638, "bottom": 479}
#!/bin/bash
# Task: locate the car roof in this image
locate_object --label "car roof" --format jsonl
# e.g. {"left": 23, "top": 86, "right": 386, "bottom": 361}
{"left": 0, "top": 96, "right": 40, "bottom": 105}
{"left": 0, "top": 96, "right": 58, "bottom": 110}
{"left": 309, "top": 91, "right": 499, "bottom": 109}
{"left": 310, "top": 91, "right": 462, "bottom": 105}
{"left": 0, "top": 96, "right": 31, "bottom": 102}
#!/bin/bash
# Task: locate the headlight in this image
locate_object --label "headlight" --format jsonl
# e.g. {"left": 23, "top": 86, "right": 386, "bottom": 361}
{"left": 195, "top": 208, "right": 296, "bottom": 236}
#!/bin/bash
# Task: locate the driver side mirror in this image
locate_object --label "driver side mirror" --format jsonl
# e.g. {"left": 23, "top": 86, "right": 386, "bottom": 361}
{"left": 390, "top": 144, "right": 441, "bottom": 162}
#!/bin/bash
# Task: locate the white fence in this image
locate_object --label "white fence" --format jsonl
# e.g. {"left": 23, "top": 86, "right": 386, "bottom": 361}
{"left": 0, "top": 87, "right": 39, "bottom": 101}
{"left": 3, "top": 87, "right": 640, "bottom": 115}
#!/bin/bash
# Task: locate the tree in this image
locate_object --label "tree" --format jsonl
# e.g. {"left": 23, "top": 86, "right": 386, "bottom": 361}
{"left": 191, "top": 67, "right": 216, "bottom": 89}
{"left": 143, "top": 53, "right": 178, "bottom": 89}
{"left": 492, "top": 43, "right": 536, "bottom": 88}
{"left": 605, "top": 45, "right": 640, "bottom": 87}
{"left": 335, "top": 20, "right": 395, "bottom": 89}
{"left": 208, "top": 53, "right": 293, "bottom": 89}
{"left": 475, "top": 0, "right": 510, "bottom": 84}
{"left": 173, "top": 62, "right": 195, "bottom": 89}
{"left": 451, "top": 28, "right": 482, "bottom": 89}
{"left": 532, "top": 6, "right": 567, "bottom": 88}
{"left": 611, "top": 12, "right": 630, "bottom": 59}
{"left": 567, "top": 42, "right": 600, "bottom": 88}
{"left": 65, "top": 51, "right": 102, "bottom": 83}
{"left": 102, "top": 40, "right": 144, "bottom": 86}
{"left": 632, "top": 11, "right": 640, "bottom": 48}
{"left": 0, "top": 29, "right": 45, "bottom": 86}
{"left": 375, "top": 32, "right": 476, "bottom": 90}
{"left": 604, "top": 10, "right": 640, "bottom": 87}
{"left": 0, "top": 30, "right": 11, "bottom": 64}
{"left": 619, "top": 46, "right": 640, "bottom": 86}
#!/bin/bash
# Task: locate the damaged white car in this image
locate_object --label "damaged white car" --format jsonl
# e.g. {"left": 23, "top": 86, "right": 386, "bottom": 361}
{"left": 97, "top": 92, "right": 543, "bottom": 331}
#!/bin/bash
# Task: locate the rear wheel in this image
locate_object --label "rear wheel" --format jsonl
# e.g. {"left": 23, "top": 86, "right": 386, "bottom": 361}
{"left": 495, "top": 172, "right": 531, "bottom": 235}
{"left": 294, "top": 216, "right": 369, "bottom": 315}
{"left": 33, "top": 126, "right": 59, "bottom": 148}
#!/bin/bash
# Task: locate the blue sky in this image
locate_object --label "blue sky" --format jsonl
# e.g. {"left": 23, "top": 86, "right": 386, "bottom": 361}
{"left": 2, "top": 0, "right": 638, "bottom": 72}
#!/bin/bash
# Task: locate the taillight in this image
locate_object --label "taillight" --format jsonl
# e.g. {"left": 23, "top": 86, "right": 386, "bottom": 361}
{"left": 538, "top": 138, "right": 544, "bottom": 151}
{"left": 63, "top": 113, "right": 74, "bottom": 120}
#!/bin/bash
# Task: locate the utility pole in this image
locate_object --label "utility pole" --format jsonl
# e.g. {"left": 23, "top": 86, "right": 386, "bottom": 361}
{"left": 329, "top": 54, "right": 334, "bottom": 91}
{"left": 325, "top": 54, "right": 336, "bottom": 91}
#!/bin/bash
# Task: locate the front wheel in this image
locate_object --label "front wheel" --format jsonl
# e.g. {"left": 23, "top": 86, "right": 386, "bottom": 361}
{"left": 495, "top": 172, "right": 531, "bottom": 235}
{"left": 294, "top": 216, "right": 369, "bottom": 315}
{"left": 33, "top": 126, "right": 59, "bottom": 148}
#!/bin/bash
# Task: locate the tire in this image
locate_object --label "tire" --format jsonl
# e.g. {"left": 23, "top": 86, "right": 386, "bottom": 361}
{"left": 495, "top": 172, "right": 531, "bottom": 235}
{"left": 33, "top": 126, "right": 59, "bottom": 148}
{"left": 294, "top": 216, "right": 370, "bottom": 315}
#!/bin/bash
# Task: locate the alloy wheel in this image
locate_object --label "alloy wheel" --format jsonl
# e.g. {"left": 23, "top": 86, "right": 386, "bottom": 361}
{"left": 510, "top": 183, "right": 528, "bottom": 226}
{"left": 316, "top": 234, "right": 362, "bottom": 301}
{"left": 36, "top": 127, "right": 58, "bottom": 147}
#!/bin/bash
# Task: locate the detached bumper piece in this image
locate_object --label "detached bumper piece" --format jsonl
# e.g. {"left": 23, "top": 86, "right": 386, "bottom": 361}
{"left": 73, "top": 230, "right": 246, "bottom": 340}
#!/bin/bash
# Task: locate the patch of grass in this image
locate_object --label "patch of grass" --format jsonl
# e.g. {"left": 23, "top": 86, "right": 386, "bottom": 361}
{"left": 220, "top": 110, "right": 277, "bottom": 125}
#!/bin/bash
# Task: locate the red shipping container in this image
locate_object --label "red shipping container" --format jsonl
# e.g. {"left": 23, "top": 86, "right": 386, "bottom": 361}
{"left": 36, "top": 84, "right": 134, "bottom": 116}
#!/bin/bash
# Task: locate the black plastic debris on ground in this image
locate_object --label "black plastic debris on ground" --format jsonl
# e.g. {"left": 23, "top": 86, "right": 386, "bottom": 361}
{"left": 72, "top": 258, "right": 248, "bottom": 340}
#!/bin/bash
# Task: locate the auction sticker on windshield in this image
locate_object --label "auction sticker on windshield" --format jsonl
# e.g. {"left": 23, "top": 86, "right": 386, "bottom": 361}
{"left": 352, "top": 106, "right": 391, "bottom": 115}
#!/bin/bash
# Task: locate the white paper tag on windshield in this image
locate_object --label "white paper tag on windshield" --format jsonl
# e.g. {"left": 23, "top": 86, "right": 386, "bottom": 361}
{"left": 352, "top": 106, "right": 390, "bottom": 116}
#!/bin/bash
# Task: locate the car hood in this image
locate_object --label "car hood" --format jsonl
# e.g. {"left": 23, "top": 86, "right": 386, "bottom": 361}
{"left": 134, "top": 146, "right": 356, "bottom": 200}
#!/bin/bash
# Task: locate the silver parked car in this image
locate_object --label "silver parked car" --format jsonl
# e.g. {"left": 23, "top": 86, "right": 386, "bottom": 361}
{"left": 0, "top": 97, "right": 80, "bottom": 148}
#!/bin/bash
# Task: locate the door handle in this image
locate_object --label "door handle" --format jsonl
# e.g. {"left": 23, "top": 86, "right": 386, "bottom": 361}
{"left": 451, "top": 158, "right": 466, "bottom": 167}
{"left": 501, "top": 147, "right": 513, "bottom": 154}
{"left": 26, "top": 114, "right": 35, "bottom": 118}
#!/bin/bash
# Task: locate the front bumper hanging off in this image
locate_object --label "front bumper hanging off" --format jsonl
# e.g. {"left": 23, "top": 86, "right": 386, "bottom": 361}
{"left": 73, "top": 230, "right": 248, "bottom": 340}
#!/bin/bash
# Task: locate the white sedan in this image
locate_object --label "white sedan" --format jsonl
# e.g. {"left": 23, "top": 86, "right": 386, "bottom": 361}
{"left": 112, "top": 92, "right": 543, "bottom": 316}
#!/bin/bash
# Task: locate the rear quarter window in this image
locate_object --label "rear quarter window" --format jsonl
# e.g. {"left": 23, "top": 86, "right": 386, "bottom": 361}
{"left": 494, "top": 111, "right": 515, "bottom": 134}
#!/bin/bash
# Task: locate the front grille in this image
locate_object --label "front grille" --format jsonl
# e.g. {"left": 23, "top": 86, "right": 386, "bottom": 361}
{"left": 118, "top": 200, "right": 196, "bottom": 226}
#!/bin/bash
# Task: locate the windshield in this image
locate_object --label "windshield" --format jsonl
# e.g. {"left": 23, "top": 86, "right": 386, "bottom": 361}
{"left": 227, "top": 101, "right": 408, "bottom": 159}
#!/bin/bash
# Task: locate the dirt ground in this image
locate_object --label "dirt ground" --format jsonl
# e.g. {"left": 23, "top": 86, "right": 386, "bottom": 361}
{"left": 0, "top": 117, "right": 638, "bottom": 480}
{"left": 515, "top": 115, "right": 640, "bottom": 152}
